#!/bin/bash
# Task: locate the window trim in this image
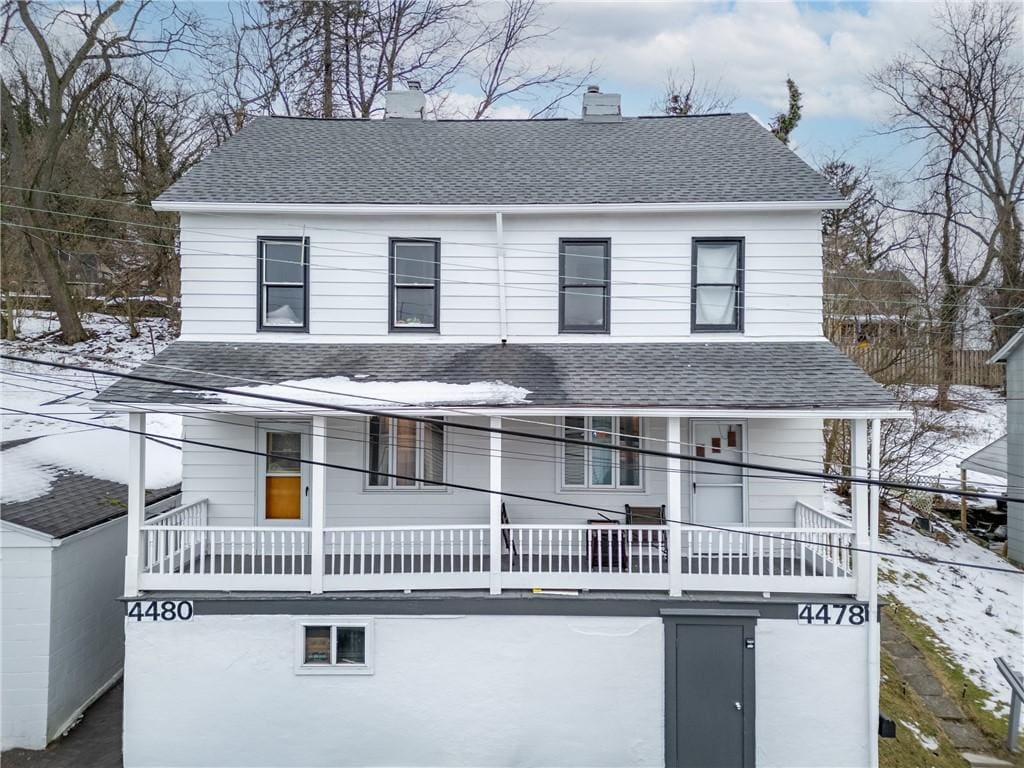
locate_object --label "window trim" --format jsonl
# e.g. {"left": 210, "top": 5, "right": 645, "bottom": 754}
{"left": 363, "top": 416, "right": 448, "bottom": 491}
{"left": 559, "top": 238, "right": 611, "bottom": 334}
{"left": 257, "top": 236, "right": 310, "bottom": 332}
{"left": 558, "top": 416, "right": 644, "bottom": 491}
{"left": 389, "top": 237, "right": 441, "bottom": 333}
{"left": 294, "top": 619, "right": 374, "bottom": 676}
{"left": 690, "top": 237, "right": 744, "bottom": 333}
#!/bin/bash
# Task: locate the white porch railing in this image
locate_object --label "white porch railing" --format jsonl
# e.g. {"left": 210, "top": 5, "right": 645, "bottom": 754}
{"left": 501, "top": 524, "right": 670, "bottom": 590}
{"left": 134, "top": 500, "right": 856, "bottom": 595}
{"left": 323, "top": 526, "right": 490, "bottom": 591}
{"left": 139, "top": 500, "right": 312, "bottom": 590}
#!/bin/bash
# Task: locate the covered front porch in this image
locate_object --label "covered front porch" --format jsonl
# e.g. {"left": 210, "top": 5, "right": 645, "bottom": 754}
{"left": 124, "top": 411, "right": 883, "bottom": 599}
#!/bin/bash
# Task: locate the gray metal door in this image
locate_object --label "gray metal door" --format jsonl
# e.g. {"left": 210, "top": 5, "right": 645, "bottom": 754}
{"left": 665, "top": 615, "right": 756, "bottom": 768}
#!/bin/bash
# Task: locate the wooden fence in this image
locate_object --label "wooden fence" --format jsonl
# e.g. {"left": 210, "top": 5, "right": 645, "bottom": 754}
{"left": 840, "top": 345, "right": 1004, "bottom": 388}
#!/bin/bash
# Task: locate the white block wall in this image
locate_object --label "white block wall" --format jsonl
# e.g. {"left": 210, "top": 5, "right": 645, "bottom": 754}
{"left": 0, "top": 528, "right": 53, "bottom": 750}
{"left": 179, "top": 415, "right": 824, "bottom": 528}
{"left": 123, "top": 612, "right": 871, "bottom": 768}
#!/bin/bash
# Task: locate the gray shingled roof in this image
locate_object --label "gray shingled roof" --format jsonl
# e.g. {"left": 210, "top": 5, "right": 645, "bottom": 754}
{"left": 0, "top": 465, "right": 180, "bottom": 539}
{"left": 156, "top": 114, "right": 843, "bottom": 206}
{"left": 97, "top": 341, "right": 895, "bottom": 410}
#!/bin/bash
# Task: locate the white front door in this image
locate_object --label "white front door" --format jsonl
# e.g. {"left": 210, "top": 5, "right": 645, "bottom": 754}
{"left": 257, "top": 423, "right": 311, "bottom": 526}
{"left": 690, "top": 421, "right": 745, "bottom": 525}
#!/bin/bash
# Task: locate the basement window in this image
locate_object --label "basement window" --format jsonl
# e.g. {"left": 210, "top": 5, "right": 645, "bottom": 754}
{"left": 295, "top": 620, "right": 373, "bottom": 675}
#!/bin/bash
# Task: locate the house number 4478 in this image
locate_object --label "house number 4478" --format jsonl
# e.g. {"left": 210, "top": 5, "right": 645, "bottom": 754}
{"left": 127, "top": 600, "right": 194, "bottom": 622}
{"left": 797, "top": 603, "right": 869, "bottom": 625}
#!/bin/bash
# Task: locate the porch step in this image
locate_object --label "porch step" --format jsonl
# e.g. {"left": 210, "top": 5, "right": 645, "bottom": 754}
{"left": 959, "top": 752, "right": 1013, "bottom": 768}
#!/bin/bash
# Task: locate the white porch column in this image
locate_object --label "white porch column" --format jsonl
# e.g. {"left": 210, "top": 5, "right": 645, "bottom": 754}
{"left": 867, "top": 418, "right": 882, "bottom": 768}
{"left": 489, "top": 416, "right": 502, "bottom": 595}
{"left": 124, "top": 411, "right": 146, "bottom": 597}
{"left": 667, "top": 417, "right": 683, "bottom": 597}
{"left": 310, "top": 416, "right": 327, "bottom": 594}
{"left": 851, "top": 418, "right": 870, "bottom": 601}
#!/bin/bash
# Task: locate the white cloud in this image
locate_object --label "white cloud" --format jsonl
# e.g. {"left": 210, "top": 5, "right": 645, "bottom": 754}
{"left": 539, "top": 0, "right": 944, "bottom": 120}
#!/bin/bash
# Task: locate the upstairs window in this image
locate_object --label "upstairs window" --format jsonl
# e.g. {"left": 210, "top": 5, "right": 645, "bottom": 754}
{"left": 559, "top": 239, "right": 610, "bottom": 333}
{"left": 258, "top": 237, "right": 309, "bottom": 331}
{"left": 367, "top": 416, "right": 445, "bottom": 489}
{"left": 562, "top": 416, "right": 642, "bottom": 489}
{"left": 692, "top": 238, "right": 743, "bottom": 332}
{"left": 390, "top": 239, "right": 440, "bottom": 331}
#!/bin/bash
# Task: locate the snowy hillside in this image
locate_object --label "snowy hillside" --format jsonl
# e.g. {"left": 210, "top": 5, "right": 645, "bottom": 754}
{"left": 0, "top": 312, "right": 181, "bottom": 503}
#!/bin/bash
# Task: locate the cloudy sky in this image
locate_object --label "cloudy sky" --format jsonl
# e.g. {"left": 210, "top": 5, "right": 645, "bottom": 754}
{"left": 528, "top": 1, "right": 951, "bottom": 171}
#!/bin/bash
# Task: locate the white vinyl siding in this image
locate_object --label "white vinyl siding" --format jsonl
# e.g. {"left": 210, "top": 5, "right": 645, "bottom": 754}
{"left": 178, "top": 415, "right": 823, "bottom": 529}
{"left": 177, "top": 210, "right": 823, "bottom": 341}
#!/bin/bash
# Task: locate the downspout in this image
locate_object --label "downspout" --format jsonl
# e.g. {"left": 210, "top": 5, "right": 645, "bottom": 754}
{"left": 495, "top": 212, "right": 508, "bottom": 343}
{"left": 868, "top": 418, "right": 881, "bottom": 768}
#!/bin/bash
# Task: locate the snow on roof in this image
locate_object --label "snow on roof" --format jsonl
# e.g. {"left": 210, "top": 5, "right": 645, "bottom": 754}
{"left": 0, "top": 419, "right": 182, "bottom": 505}
{"left": 988, "top": 328, "right": 1024, "bottom": 363}
{"left": 196, "top": 375, "right": 532, "bottom": 410}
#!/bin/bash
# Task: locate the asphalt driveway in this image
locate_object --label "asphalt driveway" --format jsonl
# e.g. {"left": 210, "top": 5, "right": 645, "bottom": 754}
{"left": 1, "top": 681, "right": 122, "bottom": 768}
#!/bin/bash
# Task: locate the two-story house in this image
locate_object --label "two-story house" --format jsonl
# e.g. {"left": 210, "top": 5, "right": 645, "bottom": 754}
{"left": 98, "top": 87, "right": 901, "bottom": 768}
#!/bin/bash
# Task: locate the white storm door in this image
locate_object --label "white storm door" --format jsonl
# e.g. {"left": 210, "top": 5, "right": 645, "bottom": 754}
{"left": 690, "top": 421, "right": 745, "bottom": 525}
{"left": 257, "top": 423, "right": 311, "bottom": 526}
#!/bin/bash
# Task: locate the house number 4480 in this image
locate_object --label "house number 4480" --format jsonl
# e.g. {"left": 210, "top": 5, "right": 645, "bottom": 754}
{"left": 127, "top": 600, "right": 194, "bottom": 622}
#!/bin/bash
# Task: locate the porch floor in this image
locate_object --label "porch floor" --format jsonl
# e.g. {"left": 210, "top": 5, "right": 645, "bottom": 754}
{"left": 162, "top": 552, "right": 841, "bottom": 579}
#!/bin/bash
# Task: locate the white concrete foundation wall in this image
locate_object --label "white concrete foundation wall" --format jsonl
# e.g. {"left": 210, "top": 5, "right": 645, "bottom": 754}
{"left": 123, "top": 612, "right": 870, "bottom": 768}
{"left": 46, "top": 519, "right": 127, "bottom": 740}
{"left": 0, "top": 528, "right": 53, "bottom": 750}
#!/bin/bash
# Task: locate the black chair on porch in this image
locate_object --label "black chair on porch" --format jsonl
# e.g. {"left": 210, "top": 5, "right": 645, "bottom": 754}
{"left": 625, "top": 504, "right": 668, "bottom": 566}
{"left": 500, "top": 502, "right": 518, "bottom": 568}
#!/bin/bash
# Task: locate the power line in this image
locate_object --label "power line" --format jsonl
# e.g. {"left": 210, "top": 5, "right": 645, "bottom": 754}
{"left": 9, "top": 348, "right": 1013, "bottom": 492}
{"left": 7, "top": 187, "right": 1024, "bottom": 300}
{"left": 2, "top": 352, "right": 1016, "bottom": 503}
{"left": 4, "top": 208, "right": 1024, "bottom": 326}
{"left": 2, "top": 403, "right": 1019, "bottom": 578}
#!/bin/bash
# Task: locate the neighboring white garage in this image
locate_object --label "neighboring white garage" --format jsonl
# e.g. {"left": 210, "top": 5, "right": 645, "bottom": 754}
{"left": 1, "top": 468, "right": 179, "bottom": 750}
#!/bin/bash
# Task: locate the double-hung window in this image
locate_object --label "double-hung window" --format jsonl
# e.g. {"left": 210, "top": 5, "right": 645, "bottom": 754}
{"left": 390, "top": 239, "right": 440, "bottom": 331}
{"left": 366, "top": 416, "right": 445, "bottom": 489}
{"left": 559, "top": 239, "right": 610, "bottom": 333}
{"left": 562, "top": 416, "right": 642, "bottom": 489}
{"left": 258, "top": 237, "right": 309, "bottom": 331}
{"left": 691, "top": 238, "right": 743, "bottom": 332}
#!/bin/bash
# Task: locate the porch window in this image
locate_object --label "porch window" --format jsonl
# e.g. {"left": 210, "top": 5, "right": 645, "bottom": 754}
{"left": 296, "top": 621, "right": 373, "bottom": 675}
{"left": 366, "top": 416, "right": 445, "bottom": 489}
{"left": 390, "top": 239, "right": 440, "bottom": 331}
{"left": 258, "top": 237, "right": 309, "bottom": 330}
{"left": 562, "top": 416, "right": 642, "bottom": 489}
{"left": 691, "top": 238, "right": 743, "bottom": 332}
{"left": 559, "top": 239, "right": 610, "bottom": 333}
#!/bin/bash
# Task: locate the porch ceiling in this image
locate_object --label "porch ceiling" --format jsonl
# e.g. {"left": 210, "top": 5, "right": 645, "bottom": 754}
{"left": 96, "top": 340, "right": 898, "bottom": 415}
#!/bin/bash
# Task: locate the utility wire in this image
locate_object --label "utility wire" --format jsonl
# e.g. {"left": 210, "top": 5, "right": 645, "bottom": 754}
{"left": 2, "top": 353, "right": 1016, "bottom": 503}
{"left": 2, "top": 404, "right": 1019, "bottom": 578}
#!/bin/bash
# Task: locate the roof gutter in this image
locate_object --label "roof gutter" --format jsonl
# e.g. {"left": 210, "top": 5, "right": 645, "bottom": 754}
{"left": 152, "top": 200, "right": 849, "bottom": 215}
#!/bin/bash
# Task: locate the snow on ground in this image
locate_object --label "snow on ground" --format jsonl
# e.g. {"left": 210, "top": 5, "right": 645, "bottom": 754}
{"left": 203, "top": 375, "right": 532, "bottom": 409}
{"left": 899, "top": 720, "right": 940, "bottom": 753}
{"left": 865, "top": 489, "right": 1024, "bottom": 716}
{"left": 1, "top": 311, "right": 181, "bottom": 503}
{"left": 890, "top": 385, "right": 1007, "bottom": 493}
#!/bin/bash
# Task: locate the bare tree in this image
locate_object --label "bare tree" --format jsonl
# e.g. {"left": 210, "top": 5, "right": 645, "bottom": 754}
{"left": 211, "top": 0, "right": 590, "bottom": 125}
{"left": 871, "top": 1, "right": 1024, "bottom": 356}
{"left": 653, "top": 62, "right": 735, "bottom": 116}
{"left": 1, "top": 0, "right": 200, "bottom": 342}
